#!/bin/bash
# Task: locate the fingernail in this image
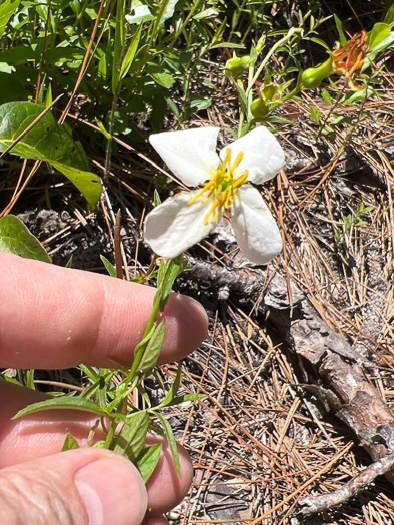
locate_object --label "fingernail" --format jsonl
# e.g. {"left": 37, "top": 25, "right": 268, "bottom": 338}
{"left": 75, "top": 453, "right": 147, "bottom": 525}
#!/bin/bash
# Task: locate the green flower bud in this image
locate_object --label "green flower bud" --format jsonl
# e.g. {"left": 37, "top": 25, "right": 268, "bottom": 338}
{"left": 251, "top": 98, "right": 269, "bottom": 118}
{"left": 225, "top": 53, "right": 251, "bottom": 79}
{"left": 301, "top": 57, "right": 334, "bottom": 88}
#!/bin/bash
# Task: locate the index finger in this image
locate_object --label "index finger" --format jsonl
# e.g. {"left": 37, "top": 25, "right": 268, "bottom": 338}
{"left": 0, "top": 252, "right": 207, "bottom": 369}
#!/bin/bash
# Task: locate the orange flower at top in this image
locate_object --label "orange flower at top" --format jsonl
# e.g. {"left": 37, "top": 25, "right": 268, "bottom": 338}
{"left": 332, "top": 30, "right": 368, "bottom": 90}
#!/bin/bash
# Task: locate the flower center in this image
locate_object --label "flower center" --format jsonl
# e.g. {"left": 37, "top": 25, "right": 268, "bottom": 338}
{"left": 188, "top": 149, "right": 248, "bottom": 226}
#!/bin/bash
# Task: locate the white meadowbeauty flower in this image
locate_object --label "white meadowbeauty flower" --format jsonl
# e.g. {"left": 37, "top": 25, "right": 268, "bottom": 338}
{"left": 144, "top": 126, "right": 284, "bottom": 264}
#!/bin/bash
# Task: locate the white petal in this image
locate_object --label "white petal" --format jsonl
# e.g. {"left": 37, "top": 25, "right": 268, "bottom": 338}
{"left": 149, "top": 127, "right": 220, "bottom": 187}
{"left": 220, "top": 126, "right": 284, "bottom": 185}
{"left": 144, "top": 191, "right": 221, "bottom": 258}
{"left": 231, "top": 185, "right": 282, "bottom": 264}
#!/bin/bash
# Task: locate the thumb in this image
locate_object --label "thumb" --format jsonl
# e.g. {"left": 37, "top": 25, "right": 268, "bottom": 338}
{"left": 0, "top": 448, "right": 148, "bottom": 524}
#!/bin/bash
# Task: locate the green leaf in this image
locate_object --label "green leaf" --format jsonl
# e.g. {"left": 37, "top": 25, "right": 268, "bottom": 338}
{"left": 0, "top": 102, "right": 102, "bottom": 209}
{"left": 62, "top": 432, "right": 80, "bottom": 451}
{"left": 51, "top": 163, "right": 102, "bottom": 210}
{"left": 321, "top": 88, "right": 333, "bottom": 105}
{"left": 125, "top": 2, "right": 154, "bottom": 24}
{"left": 342, "top": 87, "right": 374, "bottom": 104}
{"left": 114, "top": 411, "right": 149, "bottom": 461}
{"left": 12, "top": 396, "right": 111, "bottom": 420}
{"left": 139, "top": 321, "right": 166, "bottom": 373}
{"left": 137, "top": 443, "right": 162, "bottom": 483}
{"left": 334, "top": 14, "right": 347, "bottom": 46}
{"left": 155, "top": 256, "right": 185, "bottom": 309}
{"left": 159, "top": 0, "right": 181, "bottom": 25}
{"left": 193, "top": 8, "right": 218, "bottom": 20}
{"left": 0, "top": 0, "right": 20, "bottom": 39}
{"left": 159, "top": 363, "right": 182, "bottom": 408}
{"left": 156, "top": 412, "right": 180, "bottom": 476}
{"left": 211, "top": 42, "right": 246, "bottom": 50}
{"left": 100, "top": 255, "right": 117, "bottom": 277}
{"left": 150, "top": 72, "right": 175, "bottom": 89}
{"left": 0, "top": 215, "right": 51, "bottom": 262}
{"left": 384, "top": 4, "right": 394, "bottom": 25}
{"left": 368, "top": 23, "right": 391, "bottom": 50}
{"left": 309, "top": 105, "right": 322, "bottom": 124}
{"left": 120, "top": 24, "right": 142, "bottom": 80}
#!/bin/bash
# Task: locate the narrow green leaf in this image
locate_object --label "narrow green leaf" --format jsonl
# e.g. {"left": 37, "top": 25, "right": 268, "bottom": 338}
{"left": 321, "top": 88, "right": 333, "bottom": 105}
{"left": 62, "top": 432, "right": 80, "bottom": 451}
{"left": 12, "top": 397, "right": 110, "bottom": 420}
{"left": 159, "top": 363, "right": 182, "bottom": 408}
{"left": 137, "top": 443, "right": 162, "bottom": 483}
{"left": 26, "top": 369, "right": 35, "bottom": 390}
{"left": 0, "top": 215, "right": 51, "bottom": 262}
{"left": 0, "top": 0, "right": 20, "bottom": 39}
{"left": 309, "top": 106, "right": 322, "bottom": 124}
{"left": 100, "top": 255, "right": 117, "bottom": 277}
{"left": 0, "top": 102, "right": 102, "bottom": 209}
{"left": 114, "top": 411, "right": 149, "bottom": 461}
{"left": 156, "top": 257, "right": 185, "bottom": 308}
{"left": 120, "top": 24, "right": 142, "bottom": 80}
{"left": 384, "top": 4, "right": 394, "bottom": 25}
{"left": 193, "top": 8, "right": 218, "bottom": 21}
{"left": 159, "top": 393, "right": 206, "bottom": 408}
{"left": 139, "top": 321, "right": 166, "bottom": 372}
{"left": 156, "top": 412, "right": 180, "bottom": 476}
{"left": 334, "top": 15, "right": 347, "bottom": 45}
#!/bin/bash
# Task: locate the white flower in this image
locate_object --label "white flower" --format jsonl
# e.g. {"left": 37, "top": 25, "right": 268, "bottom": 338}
{"left": 144, "top": 126, "right": 284, "bottom": 264}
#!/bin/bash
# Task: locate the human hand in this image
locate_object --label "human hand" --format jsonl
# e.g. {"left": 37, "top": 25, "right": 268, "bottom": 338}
{"left": 0, "top": 252, "right": 208, "bottom": 524}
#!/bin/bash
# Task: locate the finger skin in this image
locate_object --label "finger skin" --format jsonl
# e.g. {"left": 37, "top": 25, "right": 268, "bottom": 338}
{"left": 0, "top": 252, "right": 208, "bottom": 369}
{"left": 0, "top": 448, "right": 147, "bottom": 525}
{"left": 0, "top": 382, "right": 193, "bottom": 513}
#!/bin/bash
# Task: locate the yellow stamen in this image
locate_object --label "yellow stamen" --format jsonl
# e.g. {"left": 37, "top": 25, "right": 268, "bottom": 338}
{"left": 189, "top": 148, "right": 249, "bottom": 226}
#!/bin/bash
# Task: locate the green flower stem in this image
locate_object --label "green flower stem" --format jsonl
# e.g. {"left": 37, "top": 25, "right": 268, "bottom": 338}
{"left": 238, "top": 28, "right": 302, "bottom": 137}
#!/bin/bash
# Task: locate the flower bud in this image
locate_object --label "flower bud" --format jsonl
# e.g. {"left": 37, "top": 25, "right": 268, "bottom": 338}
{"left": 225, "top": 53, "right": 251, "bottom": 79}
{"left": 301, "top": 57, "right": 334, "bottom": 88}
{"left": 251, "top": 98, "right": 269, "bottom": 118}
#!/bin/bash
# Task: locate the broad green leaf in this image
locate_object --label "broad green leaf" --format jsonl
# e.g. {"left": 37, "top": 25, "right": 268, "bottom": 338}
{"left": 62, "top": 432, "right": 80, "bottom": 451}
{"left": 137, "top": 443, "right": 162, "bottom": 483}
{"left": 125, "top": 2, "right": 154, "bottom": 24}
{"left": 51, "top": 163, "right": 102, "bottom": 210}
{"left": 139, "top": 321, "right": 166, "bottom": 372}
{"left": 156, "top": 412, "right": 180, "bottom": 476}
{"left": 0, "top": 0, "right": 20, "bottom": 39}
{"left": 160, "top": 0, "right": 180, "bottom": 25}
{"left": 368, "top": 23, "right": 391, "bottom": 50}
{"left": 13, "top": 396, "right": 111, "bottom": 420}
{"left": 114, "top": 411, "right": 149, "bottom": 461}
{"left": 150, "top": 72, "right": 175, "bottom": 88}
{"left": 0, "top": 102, "right": 102, "bottom": 209}
{"left": 0, "top": 215, "right": 51, "bottom": 262}
{"left": 0, "top": 72, "right": 27, "bottom": 103}
{"left": 100, "top": 255, "right": 117, "bottom": 277}
{"left": 363, "top": 31, "right": 394, "bottom": 70}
